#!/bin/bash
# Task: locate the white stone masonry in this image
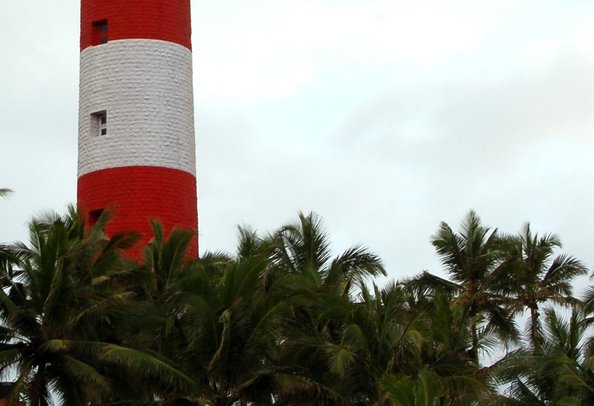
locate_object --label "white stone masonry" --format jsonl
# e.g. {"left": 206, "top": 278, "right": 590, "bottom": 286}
{"left": 78, "top": 39, "right": 196, "bottom": 177}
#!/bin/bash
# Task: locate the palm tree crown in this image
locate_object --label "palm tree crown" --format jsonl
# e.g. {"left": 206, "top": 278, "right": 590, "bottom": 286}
{"left": 502, "top": 224, "right": 587, "bottom": 349}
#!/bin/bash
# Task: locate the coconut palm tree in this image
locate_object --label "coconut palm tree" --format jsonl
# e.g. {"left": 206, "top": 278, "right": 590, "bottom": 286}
{"left": 120, "top": 220, "right": 304, "bottom": 406}
{"left": 380, "top": 369, "right": 442, "bottom": 406}
{"left": 327, "top": 283, "right": 429, "bottom": 405}
{"left": 420, "top": 293, "right": 497, "bottom": 405}
{"left": 0, "top": 188, "right": 14, "bottom": 273}
{"left": 0, "top": 207, "right": 193, "bottom": 405}
{"left": 174, "top": 255, "right": 297, "bottom": 406}
{"left": 497, "top": 308, "right": 594, "bottom": 406}
{"left": 502, "top": 224, "right": 587, "bottom": 350}
{"left": 269, "top": 212, "right": 385, "bottom": 298}
{"left": 250, "top": 213, "right": 387, "bottom": 405}
{"left": 415, "top": 211, "right": 518, "bottom": 364}
{"left": 295, "top": 282, "right": 496, "bottom": 406}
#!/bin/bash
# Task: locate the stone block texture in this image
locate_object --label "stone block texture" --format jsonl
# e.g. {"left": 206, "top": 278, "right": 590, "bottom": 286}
{"left": 78, "top": 40, "right": 196, "bottom": 177}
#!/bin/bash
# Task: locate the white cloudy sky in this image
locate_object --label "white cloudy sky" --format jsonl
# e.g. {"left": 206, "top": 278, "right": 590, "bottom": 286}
{"left": 1, "top": 0, "right": 594, "bottom": 288}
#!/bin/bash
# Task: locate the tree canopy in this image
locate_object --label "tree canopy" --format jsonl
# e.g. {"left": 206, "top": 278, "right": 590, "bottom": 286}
{"left": 0, "top": 205, "right": 592, "bottom": 406}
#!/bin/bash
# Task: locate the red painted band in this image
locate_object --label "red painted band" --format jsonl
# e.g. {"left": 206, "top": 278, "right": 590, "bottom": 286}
{"left": 80, "top": 0, "right": 192, "bottom": 51}
{"left": 77, "top": 166, "right": 198, "bottom": 258}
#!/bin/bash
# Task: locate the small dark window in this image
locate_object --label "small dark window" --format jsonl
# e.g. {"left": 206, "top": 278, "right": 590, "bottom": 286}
{"left": 92, "top": 20, "right": 108, "bottom": 45}
{"left": 89, "top": 209, "right": 104, "bottom": 227}
{"left": 101, "top": 128, "right": 107, "bottom": 136}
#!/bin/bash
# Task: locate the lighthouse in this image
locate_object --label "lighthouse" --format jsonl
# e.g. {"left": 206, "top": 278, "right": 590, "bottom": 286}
{"left": 76, "top": 0, "right": 198, "bottom": 257}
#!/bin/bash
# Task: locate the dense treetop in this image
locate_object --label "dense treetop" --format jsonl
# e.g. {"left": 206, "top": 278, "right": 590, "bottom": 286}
{"left": 1, "top": 199, "right": 593, "bottom": 405}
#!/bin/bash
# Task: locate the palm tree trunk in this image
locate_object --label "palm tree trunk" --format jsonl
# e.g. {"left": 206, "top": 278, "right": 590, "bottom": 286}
{"left": 530, "top": 305, "right": 541, "bottom": 351}
{"left": 471, "top": 319, "right": 479, "bottom": 367}
{"left": 29, "top": 366, "right": 46, "bottom": 406}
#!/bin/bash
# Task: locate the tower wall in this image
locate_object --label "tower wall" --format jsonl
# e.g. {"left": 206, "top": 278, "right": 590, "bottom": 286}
{"left": 80, "top": 0, "right": 192, "bottom": 51}
{"left": 77, "top": 0, "right": 198, "bottom": 257}
{"left": 78, "top": 40, "right": 195, "bottom": 176}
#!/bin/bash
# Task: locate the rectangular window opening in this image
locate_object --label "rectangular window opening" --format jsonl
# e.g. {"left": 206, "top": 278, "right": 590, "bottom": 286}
{"left": 91, "top": 111, "right": 107, "bottom": 137}
{"left": 92, "top": 20, "right": 108, "bottom": 45}
{"left": 89, "top": 209, "right": 104, "bottom": 227}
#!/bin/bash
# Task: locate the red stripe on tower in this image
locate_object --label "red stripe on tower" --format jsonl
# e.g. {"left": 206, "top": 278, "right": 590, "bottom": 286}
{"left": 80, "top": 0, "right": 192, "bottom": 51}
{"left": 77, "top": 0, "right": 198, "bottom": 257}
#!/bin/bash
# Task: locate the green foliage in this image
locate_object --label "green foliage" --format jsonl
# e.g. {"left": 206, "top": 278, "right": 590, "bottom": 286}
{"left": 496, "top": 308, "right": 594, "bottom": 405}
{"left": 415, "top": 211, "right": 519, "bottom": 365}
{"left": 0, "top": 207, "right": 190, "bottom": 405}
{"left": 0, "top": 207, "right": 590, "bottom": 406}
{"left": 500, "top": 224, "right": 587, "bottom": 350}
{"left": 381, "top": 369, "right": 442, "bottom": 406}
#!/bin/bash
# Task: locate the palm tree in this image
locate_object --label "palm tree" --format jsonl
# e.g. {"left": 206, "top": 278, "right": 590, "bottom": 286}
{"left": 0, "top": 188, "right": 14, "bottom": 273}
{"left": 0, "top": 207, "right": 193, "bottom": 405}
{"left": 253, "top": 212, "right": 387, "bottom": 405}
{"left": 175, "top": 255, "right": 296, "bottom": 406}
{"left": 427, "top": 294, "right": 498, "bottom": 405}
{"left": 497, "top": 308, "right": 594, "bottom": 405}
{"left": 502, "top": 224, "right": 587, "bottom": 350}
{"left": 415, "top": 211, "right": 518, "bottom": 364}
{"left": 269, "top": 212, "right": 386, "bottom": 297}
{"left": 120, "top": 220, "right": 303, "bottom": 406}
{"left": 380, "top": 369, "right": 442, "bottom": 406}
{"left": 333, "top": 283, "right": 430, "bottom": 405}
{"left": 304, "top": 282, "right": 496, "bottom": 406}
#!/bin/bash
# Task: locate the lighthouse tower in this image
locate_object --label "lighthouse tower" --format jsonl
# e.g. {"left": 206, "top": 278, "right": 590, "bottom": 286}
{"left": 77, "top": 0, "right": 198, "bottom": 256}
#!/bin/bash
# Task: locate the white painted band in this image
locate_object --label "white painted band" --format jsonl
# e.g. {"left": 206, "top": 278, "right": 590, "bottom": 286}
{"left": 78, "top": 39, "right": 196, "bottom": 177}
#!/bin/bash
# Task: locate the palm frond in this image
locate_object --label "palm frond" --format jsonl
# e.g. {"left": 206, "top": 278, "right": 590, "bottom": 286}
{"left": 326, "top": 246, "right": 385, "bottom": 288}
{"left": 99, "top": 344, "right": 195, "bottom": 393}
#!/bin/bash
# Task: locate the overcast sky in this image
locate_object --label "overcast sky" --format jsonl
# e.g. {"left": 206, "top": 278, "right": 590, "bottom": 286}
{"left": 1, "top": 0, "right": 594, "bottom": 289}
